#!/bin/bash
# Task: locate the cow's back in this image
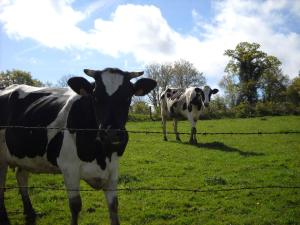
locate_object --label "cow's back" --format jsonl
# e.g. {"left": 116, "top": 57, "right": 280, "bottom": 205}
{"left": 0, "top": 85, "right": 76, "bottom": 171}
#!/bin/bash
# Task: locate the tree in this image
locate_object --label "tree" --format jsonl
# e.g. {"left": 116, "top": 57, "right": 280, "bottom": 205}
{"left": 56, "top": 74, "right": 73, "bottom": 87}
{"left": 0, "top": 69, "right": 43, "bottom": 88}
{"left": 145, "top": 63, "right": 173, "bottom": 109}
{"left": 219, "top": 73, "right": 239, "bottom": 107}
{"left": 224, "top": 42, "right": 270, "bottom": 104}
{"left": 146, "top": 60, "right": 205, "bottom": 109}
{"left": 131, "top": 101, "right": 149, "bottom": 114}
{"left": 259, "top": 56, "right": 289, "bottom": 102}
{"left": 172, "top": 59, "right": 205, "bottom": 88}
{"left": 287, "top": 76, "right": 300, "bottom": 106}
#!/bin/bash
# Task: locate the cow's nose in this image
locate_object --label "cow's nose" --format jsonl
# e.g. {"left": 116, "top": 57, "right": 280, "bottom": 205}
{"left": 204, "top": 103, "right": 209, "bottom": 107}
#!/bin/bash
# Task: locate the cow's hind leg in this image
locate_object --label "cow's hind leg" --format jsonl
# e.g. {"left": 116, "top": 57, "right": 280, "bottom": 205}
{"left": 104, "top": 179, "right": 120, "bottom": 225}
{"left": 16, "top": 168, "right": 36, "bottom": 219}
{"left": 0, "top": 163, "right": 9, "bottom": 225}
{"left": 162, "top": 116, "right": 168, "bottom": 141}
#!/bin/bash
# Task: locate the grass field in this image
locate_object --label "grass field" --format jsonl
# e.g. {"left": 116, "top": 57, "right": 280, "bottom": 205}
{"left": 4, "top": 116, "right": 300, "bottom": 225}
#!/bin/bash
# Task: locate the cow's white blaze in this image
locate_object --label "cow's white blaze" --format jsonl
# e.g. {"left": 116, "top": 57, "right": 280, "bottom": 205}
{"left": 101, "top": 71, "right": 124, "bottom": 96}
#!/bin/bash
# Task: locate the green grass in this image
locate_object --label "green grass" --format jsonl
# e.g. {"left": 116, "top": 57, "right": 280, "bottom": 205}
{"left": 4, "top": 116, "right": 300, "bottom": 225}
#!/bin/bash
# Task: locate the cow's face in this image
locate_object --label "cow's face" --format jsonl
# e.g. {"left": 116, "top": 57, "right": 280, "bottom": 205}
{"left": 68, "top": 68, "right": 157, "bottom": 131}
{"left": 202, "top": 86, "right": 219, "bottom": 107}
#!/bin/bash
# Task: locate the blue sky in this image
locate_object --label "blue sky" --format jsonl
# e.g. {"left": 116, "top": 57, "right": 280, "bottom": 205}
{"left": 0, "top": 0, "right": 300, "bottom": 87}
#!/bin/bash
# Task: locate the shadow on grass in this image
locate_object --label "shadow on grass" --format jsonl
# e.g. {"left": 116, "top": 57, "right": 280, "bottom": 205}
{"left": 174, "top": 141, "right": 264, "bottom": 157}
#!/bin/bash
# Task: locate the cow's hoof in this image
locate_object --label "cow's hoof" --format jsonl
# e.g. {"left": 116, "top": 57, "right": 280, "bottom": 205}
{"left": 189, "top": 139, "right": 197, "bottom": 145}
{"left": 176, "top": 137, "right": 181, "bottom": 142}
{"left": 163, "top": 137, "right": 168, "bottom": 141}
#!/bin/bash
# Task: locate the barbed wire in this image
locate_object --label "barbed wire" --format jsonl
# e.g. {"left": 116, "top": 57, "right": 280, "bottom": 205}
{"left": 1, "top": 185, "right": 300, "bottom": 193}
{"left": 0, "top": 125, "right": 299, "bottom": 135}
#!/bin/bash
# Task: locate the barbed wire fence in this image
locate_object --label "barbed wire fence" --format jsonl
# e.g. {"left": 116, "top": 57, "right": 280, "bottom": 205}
{"left": 1, "top": 125, "right": 300, "bottom": 135}
{"left": 0, "top": 125, "right": 299, "bottom": 195}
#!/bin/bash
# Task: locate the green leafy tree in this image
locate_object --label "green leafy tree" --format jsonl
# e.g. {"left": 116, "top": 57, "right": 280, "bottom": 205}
{"left": 219, "top": 73, "right": 239, "bottom": 107}
{"left": 131, "top": 101, "right": 149, "bottom": 114}
{"left": 225, "top": 42, "right": 270, "bottom": 104}
{"left": 259, "top": 56, "right": 289, "bottom": 102}
{"left": 287, "top": 76, "right": 300, "bottom": 106}
{"left": 0, "top": 69, "right": 43, "bottom": 88}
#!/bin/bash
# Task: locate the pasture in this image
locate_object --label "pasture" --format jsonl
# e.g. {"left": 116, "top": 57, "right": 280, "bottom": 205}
{"left": 4, "top": 116, "right": 300, "bottom": 225}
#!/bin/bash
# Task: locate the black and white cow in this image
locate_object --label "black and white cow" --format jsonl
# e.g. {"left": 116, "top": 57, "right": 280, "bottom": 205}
{"left": 160, "top": 86, "right": 218, "bottom": 144}
{"left": 0, "top": 68, "right": 156, "bottom": 225}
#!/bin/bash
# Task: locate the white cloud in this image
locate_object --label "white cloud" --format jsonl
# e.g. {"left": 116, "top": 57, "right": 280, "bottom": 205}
{"left": 0, "top": 0, "right": 299, "bottom": 84}
{"left": 0, "top": 0, "right": 87, "bottom": 49}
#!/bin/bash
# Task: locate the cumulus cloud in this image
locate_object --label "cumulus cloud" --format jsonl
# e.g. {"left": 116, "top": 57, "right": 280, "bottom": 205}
{"left": 0, "top": 0, "right": 299, "bottom": 82}
{"left": 0, "top": 0, "right": 87, "bottom": 49}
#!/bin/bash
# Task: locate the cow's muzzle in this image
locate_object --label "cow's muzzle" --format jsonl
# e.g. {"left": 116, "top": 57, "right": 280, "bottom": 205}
{"left": 98, "top": 129, "right": 128, "bottom": 145}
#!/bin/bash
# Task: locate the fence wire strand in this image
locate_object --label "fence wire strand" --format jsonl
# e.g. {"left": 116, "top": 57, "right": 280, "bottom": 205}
{"left": 0, "top": 125, "right": 299, "bottom": 194}
{"left": 1, "top": 185, "right": 300, "bottom": 193}
{"left": 0, "top": 125, "right": 299, "bottom": 135}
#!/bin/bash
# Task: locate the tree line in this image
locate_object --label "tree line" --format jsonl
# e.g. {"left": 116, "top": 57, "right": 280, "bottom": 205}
{"left": 1, "top": 41, "right": 300, "bottom": 119}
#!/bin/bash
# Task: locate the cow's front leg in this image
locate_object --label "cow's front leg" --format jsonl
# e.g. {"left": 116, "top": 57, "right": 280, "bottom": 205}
{"left": 16, "top": 168, "right": 36, "bottom": 219}
{"left": 161, "top": 116, "right": 168, "bottom": 141}
{"left": 63, "top": 171, "right": 82, "bottom": 225}
{"left": 189, "top": 127, "right": 196, "bottom": 144}
{"left": 187, "top": 114, "right": 197, "bottom": 144}
{"left": 173, "top": 119, "right": 181, "bottom": 141}
{"left": 0, "top": 163, "right": 9, "bottom": 225}
{"left": 191, "top": 127, "right": 198, "bottom": 144}
{"left": 104, "top": 179, "right": 119, "bottom": 225}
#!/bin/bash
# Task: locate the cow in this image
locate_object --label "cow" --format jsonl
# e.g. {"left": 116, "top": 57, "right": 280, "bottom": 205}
{"left": 0, "top": 68, "right": 157, "bottom": 225}
{"left": 160, "top": 85, "right": 218, "bottom": 144}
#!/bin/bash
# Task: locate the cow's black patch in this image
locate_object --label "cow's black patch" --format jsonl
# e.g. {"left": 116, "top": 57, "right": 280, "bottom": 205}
{"left": 190, "top": 95, "right": 202, "bottom": 111}
{"left": 166, "top": 93, "right": 171, "bottom": 98}
{"left": 67, "top": 96, "right": 128, "bottom": 170}
{"left": 4, "top": 88, "right": 69, "bottom": 159}
{"left": 170, "top": 101, "right": 178, "bottom": 115}
{"left": 188, "top": 103, "right": 192, "bottom": 112}
{"left": 47, "top": 132, "right": 64, "bottom": 166}
{"left": 182, "top": 102, "right": 187, "bottom": 111}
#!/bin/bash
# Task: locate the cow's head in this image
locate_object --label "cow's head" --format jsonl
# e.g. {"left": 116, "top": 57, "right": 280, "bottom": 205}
{"left": 202, "top": 86, "right": 219, "bottom": 107}
{"left": 68, "top": 68, "right": 157, "bottom": 131}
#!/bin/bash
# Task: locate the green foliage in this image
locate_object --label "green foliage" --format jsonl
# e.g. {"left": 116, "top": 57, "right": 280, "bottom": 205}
{"left": 224, "top": 42, "right": 286, "bottom": 105}
{"left": 130, "top": 101, "right": 150, "bottom": 114}
{"left": 287, "top": 76, "right": 300, "bottom": 106}
{"left": 4, "top": 116, "right": 300, "bottom": 225}
{"left": 0, "top": 69, "right": 43, "bottom": 88}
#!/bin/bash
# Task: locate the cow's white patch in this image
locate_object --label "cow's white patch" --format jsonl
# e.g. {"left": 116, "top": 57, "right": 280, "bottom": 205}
{"left": 14, "top": 85, "right": 44, "bottom": 99}
{"left": 203, "top": 86, "right": 211, "bottom": 104}
{"left": 101, "top": 71, "right": 124, "bottom": 96}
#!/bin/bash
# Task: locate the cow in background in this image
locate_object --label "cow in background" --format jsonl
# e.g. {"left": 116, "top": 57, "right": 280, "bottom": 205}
{"left": 160, "top": 86, "right": 218, "bottom": 144}
{"left": 0, "top": 68, "right": 157, "bottom": 225}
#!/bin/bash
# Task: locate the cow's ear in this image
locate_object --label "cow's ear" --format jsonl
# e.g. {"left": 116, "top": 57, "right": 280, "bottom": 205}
{"left": 212, "top": 89, "right": 219, "bottom": 94}
{"left": 67, "top": 77, "right": 94, "bottom": 96}
{"left": 133, "top": 78, "right": 157, "bottom": 96}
